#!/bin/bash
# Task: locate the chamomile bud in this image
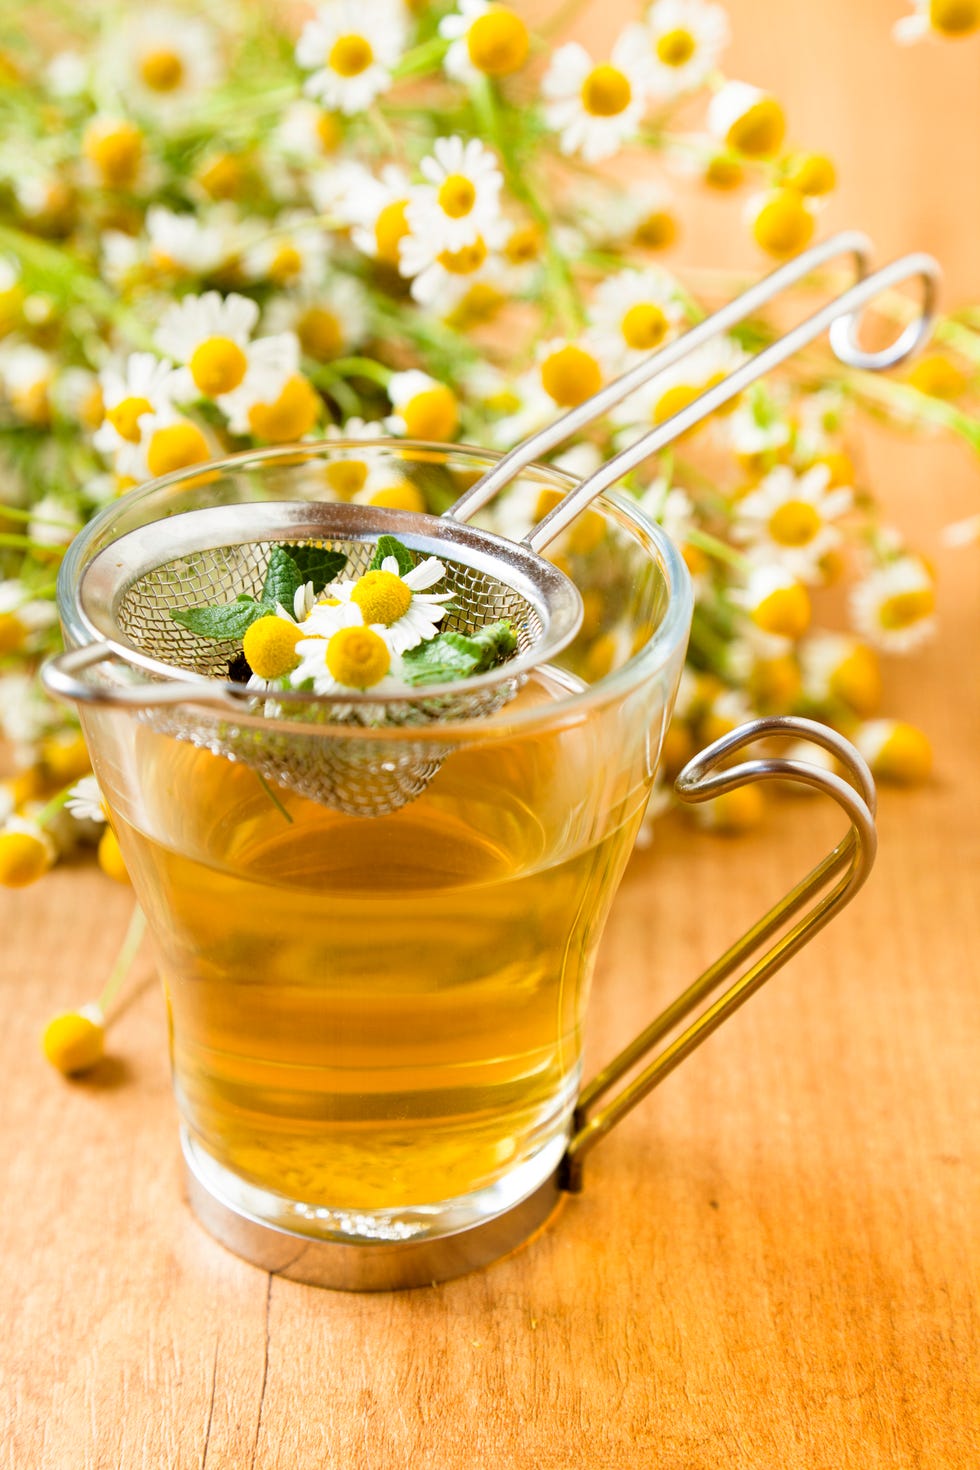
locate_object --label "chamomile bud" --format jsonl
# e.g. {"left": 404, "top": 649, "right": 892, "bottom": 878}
{"left": 0, "top": 817, "right": 56, "bottom": 887}
{"left": 42, "top": 1004, "right": 105, "bottom": 1075}
{"left": 695, "top": 783, "right": 767, "bottom": 834}
{"left": 748, "top": 189, "right": 816, "bottom": 258}
{"left": 739, "top": 565, "right": 812, "bottom": 640}
{"left": 708, "top": 81, "right": 786, "bottom": 158}
{"left": 98, "top": 827, "right": 130, "bottom": 884}
{"left": 854, "top": 719, "right": 932, "bottom": 785}
{"left": 243, "top": 614, "right": 304, "bottom": 679}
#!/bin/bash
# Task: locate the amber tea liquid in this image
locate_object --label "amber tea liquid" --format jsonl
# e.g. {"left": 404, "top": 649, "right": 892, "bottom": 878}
{"left": 112, "top": 670, "right": 647, "bottom": 1227}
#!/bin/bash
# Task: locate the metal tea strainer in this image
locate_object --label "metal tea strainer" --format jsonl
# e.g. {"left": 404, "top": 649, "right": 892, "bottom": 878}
{"left": 44, "top": 232, "right": 938, "bottom": 816}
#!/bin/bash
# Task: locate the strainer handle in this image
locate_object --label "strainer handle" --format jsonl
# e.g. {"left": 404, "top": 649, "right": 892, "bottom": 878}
{"left": 560, "top": 716, "right": 877, "bottom": 1193}
{"left": 444, "top": 230, "right": 874, "bottom": 527}
{"left": 42, "top": 642, "right": 247, "bottom": 711}
{"left": 526, "top": 252, "right": 938, "bottom": 553}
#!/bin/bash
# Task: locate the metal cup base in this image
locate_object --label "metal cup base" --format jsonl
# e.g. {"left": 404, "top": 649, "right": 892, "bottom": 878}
{"left": 181, "top": 1149, "right": 565, "bottom": 1291}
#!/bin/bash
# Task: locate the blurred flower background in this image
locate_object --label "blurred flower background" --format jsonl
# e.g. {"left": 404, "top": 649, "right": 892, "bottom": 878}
{"left": 0, "top": 0, "right": 977, "bottom": 899}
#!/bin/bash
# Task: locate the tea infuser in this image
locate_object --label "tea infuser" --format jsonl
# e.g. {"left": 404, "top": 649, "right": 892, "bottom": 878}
{"left": 44, "top": 231, "right": 938, "bottom": 815}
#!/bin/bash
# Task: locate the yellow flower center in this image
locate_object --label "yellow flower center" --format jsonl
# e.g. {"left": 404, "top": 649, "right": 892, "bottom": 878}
{"left": 146, "top": 421, "right": 211, "bottom": 477}
{"left": 325, "top": 459, "right": 369, "bottom": 497}
{"left": 878, "top": 586, "right": 935, "bottom": 630}
{"left": 374, "top": 199, "right": 411, "bottom": 265}
{"left": 83, "top": 120, "right": 144, "bottom": 188}
{"left": 621, "top": 302, "right": 669, "bottom": 352}
{"left": 830, "top": 644, "right": 881, "bottom": 716}
{"left": 247, "top": 374, "right": 321, "bottom": 443}
{"left": 751, "top": 190, "right": 815, "bottom": 258}
{"left": 907, "top": 353, "right": 967, "bottom": 400}
{"left": 364, "top": 482, "right": 426, "bottom": 512}
{"left": 768, "top": 499, "right": 822, "bottom": 546}
{"left": 400, "top": 385, "right": 459, "bottom": 441}
{"left": 297, "top": 305, "right": 344, "bottom": 361}
{"left": 727, "top": 97, "right": 786, "bottom": 158}
{"left": 701, "top": 784, "right": 766, "bottom": 834}
{"left": 0, "top": 612, "right": 26, "bottom": 656}
{"left": 929, "top": 0, "right": 980, "bottom": 34}
{"left": 138, "top": 47, "right": 185, "bottom": 93}
{"left": 540, "top": 345, "right": 602, "bottom": 407}
{"left": 751, "top": 583, "right": 811, "bottom": 639}
{"left": 782, "top": 152, "right": 837, "bottom": 197}
{"left": 242, "top": 615, "right": 304, "bottom": 679}
{"left": 316, "top": 111, "right": 343, "bottom": 152}
{"left": 437, "top": 173, "right": 478, "bottom": 218}
{"left": 40, "top": 731, "right": 91, "bottom": 784}
{"left": 653, "top": 382, "right": 701, "bottom": 425}
{"left": 351, "top": 569, "right": 413, "bottom": 626}
{"left": 189, "top": 336, "right": 248, "bottom": 396}
{"left": 655, "top": 27, "right": 697, "bottom": 66}
{"left": 106, "top": 394, "right": 153, "bottom": 443}
{"left": 633, "top": 209, "right": 678, "bottom": 250}
{"left": 329, "top": 34, "right": 374, "bottom": 77}
{"left": 749, "top": 654, "right": 802, "bottom": 711}
{"left": 436, "top": 237, "right": 488, "bottom": 275}
{"left": 581, "top": 64, "right": 632, "bottom": 118}
{"left": 98, "top": 827, "right": 130, "bottom": 884}
{"left": 269, "top": 243, "right": 304, "bottom": 285}
{"left": 0, "top": 830, "right": 51, "bottom": 887}
{"left": 704, "top": 155, "right": 744, "bottom": 190}
{"left": 42, "top": 1010, "right": 105, "bottom": 1074}
{"left": 871, "top": 722, "right": 932, "bottom": 784}
{"left": 326, "top": 625, "right": 391, "bottom": 688}
{"left": 467, "top": 8, "right": 530, "bottom": 74}
{"left": 504, "top": 224, "right": 541, "bottom": 264}
{"left": 197, "top": 152, "right": 246, "bottom": 201}
{"left": 446, "top": 282, "right": 506, "bottom": 327}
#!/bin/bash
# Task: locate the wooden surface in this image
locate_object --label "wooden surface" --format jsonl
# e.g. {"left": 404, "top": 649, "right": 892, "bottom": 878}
{"left": 2, "top": 429, "right": 978, "bottom": 1468}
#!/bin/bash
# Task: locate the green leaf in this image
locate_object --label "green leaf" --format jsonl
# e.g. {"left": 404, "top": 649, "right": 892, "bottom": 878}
{"left": 281, "top": 544, "right": 348, "bottom": 593}
{"left": 370, "top": 535, "right": 415, "bottom": 576}
{"left": 171, "top": 598, "right": 265, "bottom": 639}
{"left": 401, "top": 622, "right": 518, "bottom": 686}
{"left": 260, "top": 545, "right": 303, "bottom": 609}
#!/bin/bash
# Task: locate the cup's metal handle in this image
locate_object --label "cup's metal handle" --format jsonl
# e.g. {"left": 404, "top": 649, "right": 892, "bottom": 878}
{"left": 41, "top": 641, "right": 246, "bottom": 711}
{"left": 560, "top": 715, "right": 877, "bottom": 1192}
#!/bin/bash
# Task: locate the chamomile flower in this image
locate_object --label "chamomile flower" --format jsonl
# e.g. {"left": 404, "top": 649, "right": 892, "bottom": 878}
{"left": 265, "top": 277, "right": 369, "bottom": 362}
{"left": 894, "top": 0, "right": 980, "bottom": 42}
{"left": 295, "top": 0, "right": 407, "bottom": 116}
{"left": 339, "top": 164, "right": 415, "bottom": 267}
{"left": 330, "top": 555, "right": 454, "bottom": 654}
{"left": 28, "top": 494, "right": 81, "bottom": 551}
{"left": 800, "top": 634, "right": 882, "bottom": 716}
{"left": 637, "top": 0, "right": 730, "bottom": 99}
{"left": 243, "top": 212, "right": 331, "bottom": 289}
{"left": 66, "top": 775, "right": 107, "bottom": 825}
{"left": 156, "top": 291, "right": 299, "bottom": 426}
{"left": 734, "top": 564, "right": 812, "bottom": 641}
{"left": 541, "top": 33, "right": 650, "bottom": 163}
{"left": 612, "top": 336, "right": 747, "bottom": 431}
{"left": 0, "top": 343, "right": 54, "bottom": 426}
{"left": 850, "top": 555, "right": 937, "bottom": 653}
{"left": 725, "top": 384, "right": 793, "bottom": 458}
{"left": 853, "top": 720, "right": 932, "bottom": 785}
{"left": 440, "top": 1, "right": 530, "bottom": 83}
{"left": 0, "top": 579, "right": 58, "bottom": 653}
{"left": 400, "top": 232, "right": 502, "bottom": 310}
{"left": 386, "top": 371, "right": 460, "bottom": 442}
{"left": 130, "top": 406, "right": 215, "bottom": 482}
{"left": 145, "top": 205, "right": 232, "bottom": 277}
{"left": 404, "top": 137, "right": 504, "bottom": 257}
{"left": 708, "top": 81, "right": 786, "bottom": 158}
{"left": 794, "top": 388, "right": 847, "bottom": 460}
{"left": 81, "top": 117, "right": 145, "bottom": 190}
{"left": 588, "top": 268, "right": 684, "bottom": 372}
{"left": 733, "top": 464, "right": 852, "bottom": 583}
{"left": 275, "top": 101, "right": 345, "bottom": 161}
{"left": 290, "top": 621, "right": 396, "bottom": 695}
{"left": 93, "top": 353, "right": 190, "bottom": 473}
{"left": 104, "top": 10, "right": 221, "bottom": 119}
{"left": 0, "top": 815, "right": 56, "bottom": 887}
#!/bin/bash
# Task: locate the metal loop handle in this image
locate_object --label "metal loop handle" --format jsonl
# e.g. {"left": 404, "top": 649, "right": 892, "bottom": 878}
{"left": 560, "top": 716, "right": 878, "bottom": 1192}
{"left": 42, "top": 641, "right": 246, "bottom": 711}
{"left": 528, "top": 251, "right": 938, "bottom": 554}
{"left": 446, "top": 230, "right": 874, "bottom": 529}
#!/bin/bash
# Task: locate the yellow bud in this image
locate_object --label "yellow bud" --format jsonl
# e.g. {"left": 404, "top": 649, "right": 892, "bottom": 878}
{"left": 540, "top": 346, "right": 602, "bottom": 409}
{"left": 247, "top": 374, "right": 321, "bottom": 443}
{"left": 42, "top": 1006, "right": 105, "bottom": 1075}
{"left": 467, "top": 8, "right": 530, "bottom": 75}
{"left": 0, "top": 827, "right": 53, "bottom": 887}
{"left": 400, "top": 386, "right": 459, "bottom": 442}
{"left": 751, "top": 581, "right": 811, "bottom": 640}
{"left": 242, "top": 615, "right": 304, "bottom": 679}
{"left": 858, "top": 720, "right": 932, "bottom": 785}
{"left": 697, "top": 784, "right": 766, "bottom": 834}
{"left": 781, "top": 152, "right": 837, "bottom": 197}
{"left": 907, "top": 353, "right": 967, "bottom": 401}
{"left": 751, "top": 190, "right": 815, "bottom": 258}
{"left": 98, "top": 827, "right": 130, "bottom": 884}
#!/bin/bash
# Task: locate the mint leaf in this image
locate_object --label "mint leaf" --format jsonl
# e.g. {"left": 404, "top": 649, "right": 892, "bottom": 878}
{"left": 171, "top": 598, "right": 265, "bottom": 639}
{"left": 401, "top": 621, "right": 518, "bottom": 686}
{"left": 261, "top": 545, "right": 303, "bottom": 610}
{"left": 370, "top": 535, "right": 414, "bottom": 576}
{"left": 281, "top": 544, "right": 348, "bottom": 593}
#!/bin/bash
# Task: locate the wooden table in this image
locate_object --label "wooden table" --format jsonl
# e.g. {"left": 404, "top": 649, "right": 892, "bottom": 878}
{"left": 3, "top": 433, "right": 978, "bottom": 1468}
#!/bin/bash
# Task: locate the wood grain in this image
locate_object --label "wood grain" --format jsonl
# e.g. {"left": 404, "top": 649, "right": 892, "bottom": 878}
{"left": 2, "top": 428, "right": 978, "bottom": 1469}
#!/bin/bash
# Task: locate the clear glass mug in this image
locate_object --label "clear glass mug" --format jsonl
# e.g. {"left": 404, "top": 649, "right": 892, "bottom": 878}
{"left": 45, "top": 442, "right": 877, "bottom": 1290}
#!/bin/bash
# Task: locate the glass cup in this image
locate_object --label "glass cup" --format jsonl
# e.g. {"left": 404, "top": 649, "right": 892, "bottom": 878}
{"left": 46, "top": 442, "right": 876, "bottom": 1289}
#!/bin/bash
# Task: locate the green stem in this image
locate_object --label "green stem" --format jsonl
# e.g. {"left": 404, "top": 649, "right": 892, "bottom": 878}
{"left": 258, "top": 772, "right": 294, "bottom": 824}
{"left": 846, "top": 372, "right": 980, "bottom": 453}
{"left": 325, "top": 356, "right": 395, "bottom": 388}
{"left": 96, "top": 905, "right": 147, "bottom": 1019}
